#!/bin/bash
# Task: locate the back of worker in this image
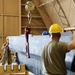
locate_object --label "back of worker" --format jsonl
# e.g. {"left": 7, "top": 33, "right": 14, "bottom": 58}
{"left": 42, "top": 41, "right": 67, "bottom": 74}
{"left": 41, "top": 24, "right": 75, "bottom": 75}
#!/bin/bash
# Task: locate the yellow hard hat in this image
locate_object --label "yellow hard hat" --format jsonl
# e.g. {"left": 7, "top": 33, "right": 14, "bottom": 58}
{"left": 6, "top": 37, "right": 9, "bottom": 40}
{"left": 49, "top": 24, "right": 62, "bottom": 33}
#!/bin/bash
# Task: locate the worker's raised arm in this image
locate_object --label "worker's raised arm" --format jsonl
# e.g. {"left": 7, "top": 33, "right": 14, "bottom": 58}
{"left": 68, "top": 32, "right": 75, "bottom": 50}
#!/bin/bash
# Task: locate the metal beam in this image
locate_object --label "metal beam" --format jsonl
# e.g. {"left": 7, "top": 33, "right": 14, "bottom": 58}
{"left": 32, "top": 0, "right": 52, "bottom": 29}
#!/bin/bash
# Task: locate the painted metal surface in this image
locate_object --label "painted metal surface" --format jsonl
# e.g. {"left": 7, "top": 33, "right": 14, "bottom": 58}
{"left": 8, "top": 32, "right": 75, "bottom": 75}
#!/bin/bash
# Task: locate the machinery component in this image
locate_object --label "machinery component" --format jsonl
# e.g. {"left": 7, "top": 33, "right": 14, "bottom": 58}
{"left": 25, "top": 1, "right": 35, "bottom": 11}
{"left": 24, "top": 1, "right": 35, "bottom": 58}
{"left": 8, "top": 32, "right": 75, "bottom": 74}
{"left": 25, "top": 1, "right": 35, "bottom": 24}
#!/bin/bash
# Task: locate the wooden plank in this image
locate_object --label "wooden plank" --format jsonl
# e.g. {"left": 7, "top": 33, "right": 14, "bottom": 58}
{"left": 0, "top": 14, "right": 19, "bottom": 17}
{"left": 11, "top": 65, "right": 18, "bottom": 73}
{"left": 0, "top": 16, "right": 3, "bottom": 35}
{"left": 6, "top": 65, "right": 12, "bottom": 73}
{"left": 0, "top": 38, "right": 3, "bottom": 50}
{"left": 0, "top": 0, "right": 2, "bottom": 14}
{"left": 18, "top": 64, "right": 26, "bottom": 72}
{"left": 1, "top": 0, "right": 4, "bottom": 44}
{"left": 3, "top": 0, "right": 19, "bottom": 15}
{"left": 11, "top": 72, "right": 26, "bottom": 75}
{"left": 4, "top": 16, "right": 19, "bottom": 35}
{"left": 19, "top": 0, "right": 21, "bottom": 35}
{"left": 0, "top": 65, "right": 5, "bottom": 74}
{"left": 21, "top": 15, "right": 42, "bottom": 18}
{"left": 21, "top": 26, "right": 46, "bottom": 29}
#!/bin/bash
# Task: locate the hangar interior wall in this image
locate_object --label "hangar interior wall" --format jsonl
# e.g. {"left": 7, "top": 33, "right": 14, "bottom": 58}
{"left": 0, "top": 0, "right": 20, "bottom": 50}
{"left": 0, "top": 0, "right": 47, "bottom": 52}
